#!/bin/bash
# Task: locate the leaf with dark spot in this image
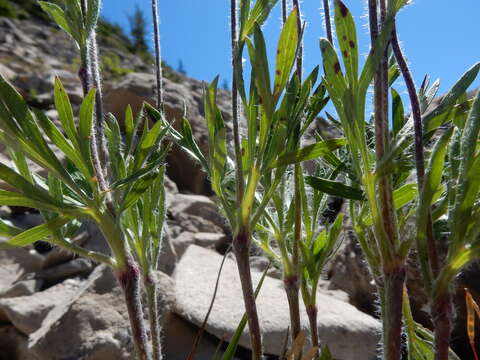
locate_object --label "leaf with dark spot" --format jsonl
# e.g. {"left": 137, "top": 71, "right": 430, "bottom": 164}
{"left": 334, "top": 0, "right": 358, "bottom": 85}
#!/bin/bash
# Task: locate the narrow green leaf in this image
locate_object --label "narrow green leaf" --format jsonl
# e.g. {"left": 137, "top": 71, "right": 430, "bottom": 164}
{"left": 125, "top": 104, "right": 135, "bottom": 150}
{"left": 121, "top": 170, "right": 159, "bottom": 211}
{"left": 38, "top": 2, "right": 72, "bottom": 36}
{"left": 34, "top": 109, "right": 93, "bottom": 182}
{"left": 133, "top": 116, "right": 169, "bottom": 171}
{"left": 178, "top": 117, "right": 209, "bottom": 172}
{"left": 334, "top": 0, "right": 358, "bottom": 86}
{"left": 0, "top": 162, "right": 69, "bottom": 206}
{"left": 423, "top": 62, "right": 480, "bottom": 130}
{"left": 78, "top": 88, "right": 96, "bottom": 165}
{"left": 306, "top": 176, "right": 364, "bottom": 201}
{"left": 393, "top": 183, "right": 417, "bottom": 209}
{"left": 247, "top": 25, "right": 274, "bottom": 119}
{"left": 271, "top": 138, "right": 346, "bottom": 168}
{"left": 205, "top": 77, "right": 227, "bottom": 197}
{"left": 320, "top": 38, "right": 347, "bottom": 103}
{"left": 424, "top": 128, "right": 454, "bottom": 207}
{"left": 241, "top": 0, "right": 279, "bottom": 39}
{"left": 0, "top": 190, "right": 78, "bottom": 214}
{"left": 0, "top": 216, "right": 71, "bottom": 249}
{"left": 54, "top": 77, "right": 79, "bottom": 149}
{"left": 391, "top": 88, "right": 405, "bottom": 136}
{"left": 8, "top": 149, "right": 33, "bottom": 184}
{"left": 273, "top": 8, "right": 299, "bottom": 101}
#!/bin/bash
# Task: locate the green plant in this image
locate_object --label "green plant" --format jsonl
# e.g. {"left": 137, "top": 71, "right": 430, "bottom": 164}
{"left": 0, "top": 1, "right": 169, "bottom": 359}
{"left": 317, "top": 1, "right": 479, "bottom": 359}
{"left": 101, "top": 53, "right": 132, "bottom": 79}
{"left": 165, "top": 1, "right": 347, "bottom": 358}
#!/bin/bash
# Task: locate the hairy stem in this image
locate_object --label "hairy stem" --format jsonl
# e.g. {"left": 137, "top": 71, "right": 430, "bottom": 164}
{"left": 118, "top": 261, "right": 152, "bottom": 360}
{"left": 391, "top": 21, "right": 451, "bottom": 359}
{"left": 382, "top": 267, "right": 406, "bottom": 360}
{"left": 230, "top": 0, "right": 245, "bottom": 202}
{"left": 390, "top": 24, "right": 440, "bottom": 278}
{"left": 290, "top": 0, "right": 303, "bottom": 347}
{"left": 432, "top": 294, "right": 453, "bottom": 360}
{"left": 306, "top": 305, "right": 319, "bottom": 349}
{"left": 151, "top": 0, "right": 164, "bottom": 111}
{"left": 370, "top": 0, "right": 398, "bottom": 254}
{"left": 322, "top": 0, "right": 333, "bottom": 44}
{"left": 233, "top": 229, "right": 262, "bottom": 360}
{"left": 79, "top": 0, "right": 91, "bottom": 95}
{"left": 285, "top": 274, "right": 301, "bottom": 347}
{"left": 145, "top": 275, "right": 162, "bottom": 360}
{"left": 369, "top": 3, "right": 404, "bottom": 359}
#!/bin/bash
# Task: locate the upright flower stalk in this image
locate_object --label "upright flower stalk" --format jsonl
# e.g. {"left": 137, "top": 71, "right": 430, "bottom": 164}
{"left": 368, "top": 1, "right": 405, "bottom": 359}
{"left": 230, "top": 1, "right": 261, "bottom": 358}
{"left": 283, "top": 0, "right": 303, "bottom": 346}
{"left": 322, "top": 0, "right": 333, "bottom": 44}
{"left": 152, "top": 0, "right": 164, "bottom": 111}
{"left": 390, "top": 18, "right": 452, "bottom": 360}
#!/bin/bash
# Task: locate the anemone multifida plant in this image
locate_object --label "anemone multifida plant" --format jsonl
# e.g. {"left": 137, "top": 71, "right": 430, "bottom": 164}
{"left": 317, "top": 0, "right": 480, "bottom": 359}
{"left": 165, "top": 0, "right": 345, "bottom": 357}
{"left": 0, "top": 0, "right": 169, "bottom": 359}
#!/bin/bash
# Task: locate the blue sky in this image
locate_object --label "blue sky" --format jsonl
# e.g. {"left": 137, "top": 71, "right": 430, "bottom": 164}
{"left": 102, "top": 0, "right": 479, "bottom": 99}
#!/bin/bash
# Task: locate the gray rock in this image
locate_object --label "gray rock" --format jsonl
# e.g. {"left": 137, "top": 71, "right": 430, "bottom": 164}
{"left": 28, "top": 265, "right": 175, "bottom": 360}
{"left": 170, "top": 193, "right": 218, "bottom": 218}
{"left": 35, "top": 258, "right": 93, "bottom": 284}
{"left": 158, "top": 231, "right": 178, "bottom": 275}
{"left": 171, "top": 231, "right": 196, "bottom": 258}
{"left": 0, "top": 264, "right": 21, "bottom": 296}
{"left": 0, "top": 278, "right": 82, "bottom": 335}
{"left": 0, "top": 247, "right": 44, "bottom": 273}
{"left": 194, "top": 232, "right": 228, "bottom": 249}
{"left": 0, "top": 278, "right": 42, "bottom": 299}
{"left": 174, "top": 245, "right": 381, "bottom": 360}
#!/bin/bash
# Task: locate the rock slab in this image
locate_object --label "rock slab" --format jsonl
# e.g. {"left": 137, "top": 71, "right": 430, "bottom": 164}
{"left": 174, "top": 245, "right": 381, "bottom": 360}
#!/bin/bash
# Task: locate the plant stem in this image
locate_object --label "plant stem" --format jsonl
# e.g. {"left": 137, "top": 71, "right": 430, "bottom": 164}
{"left": 145, "top": 274, "right": 162, "bottom": 360}
{"left": 230, "top": 0, "right": 245, "bottom": 202}
{"left": 79, "top": 0, "right": 108, "bottom": 196}
{"left": 370, "top": 0, "right": 398, "bottom": 254}
{"left": 390, "top": 24, "right": 440, "bottom": 277}
{"left": 368, "top": 3, "right": 404, "bottom": 359}
{"left": 432, "top": 294, "right": 453, "bottom": 360}
{"left": 151, "top": 0, "right": 164, "bottom": 111}
{"left": 382, "top": 267, "right": 405, "bottom": 360}
{"left": 282, "top": 0, "right": 287, "bottom": 23}
{"left": 89, "top": 32, "right": 109, "bottom": 193}
{"left": 118, "top": 260, "right": 152, "bottom": 360}
{"left": 391, "top": 20, "right": 451, "bottom": 359}
{"left": 322, "top": 0, "right": 333, "bottom": 44}
{"left": 306, "top": 305, "right": 319, "bottom": 349}
{"left": 232, "top": 228, "right": 262, "bottom": 360}
{"left": 290, "top": 0, "right": 303, "bottom": 347}
{"left": 285, "top": 274, "right": 301, "bottom": 345}
{"left": 79, "top": 0, "right": 91, "bottom": 96}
